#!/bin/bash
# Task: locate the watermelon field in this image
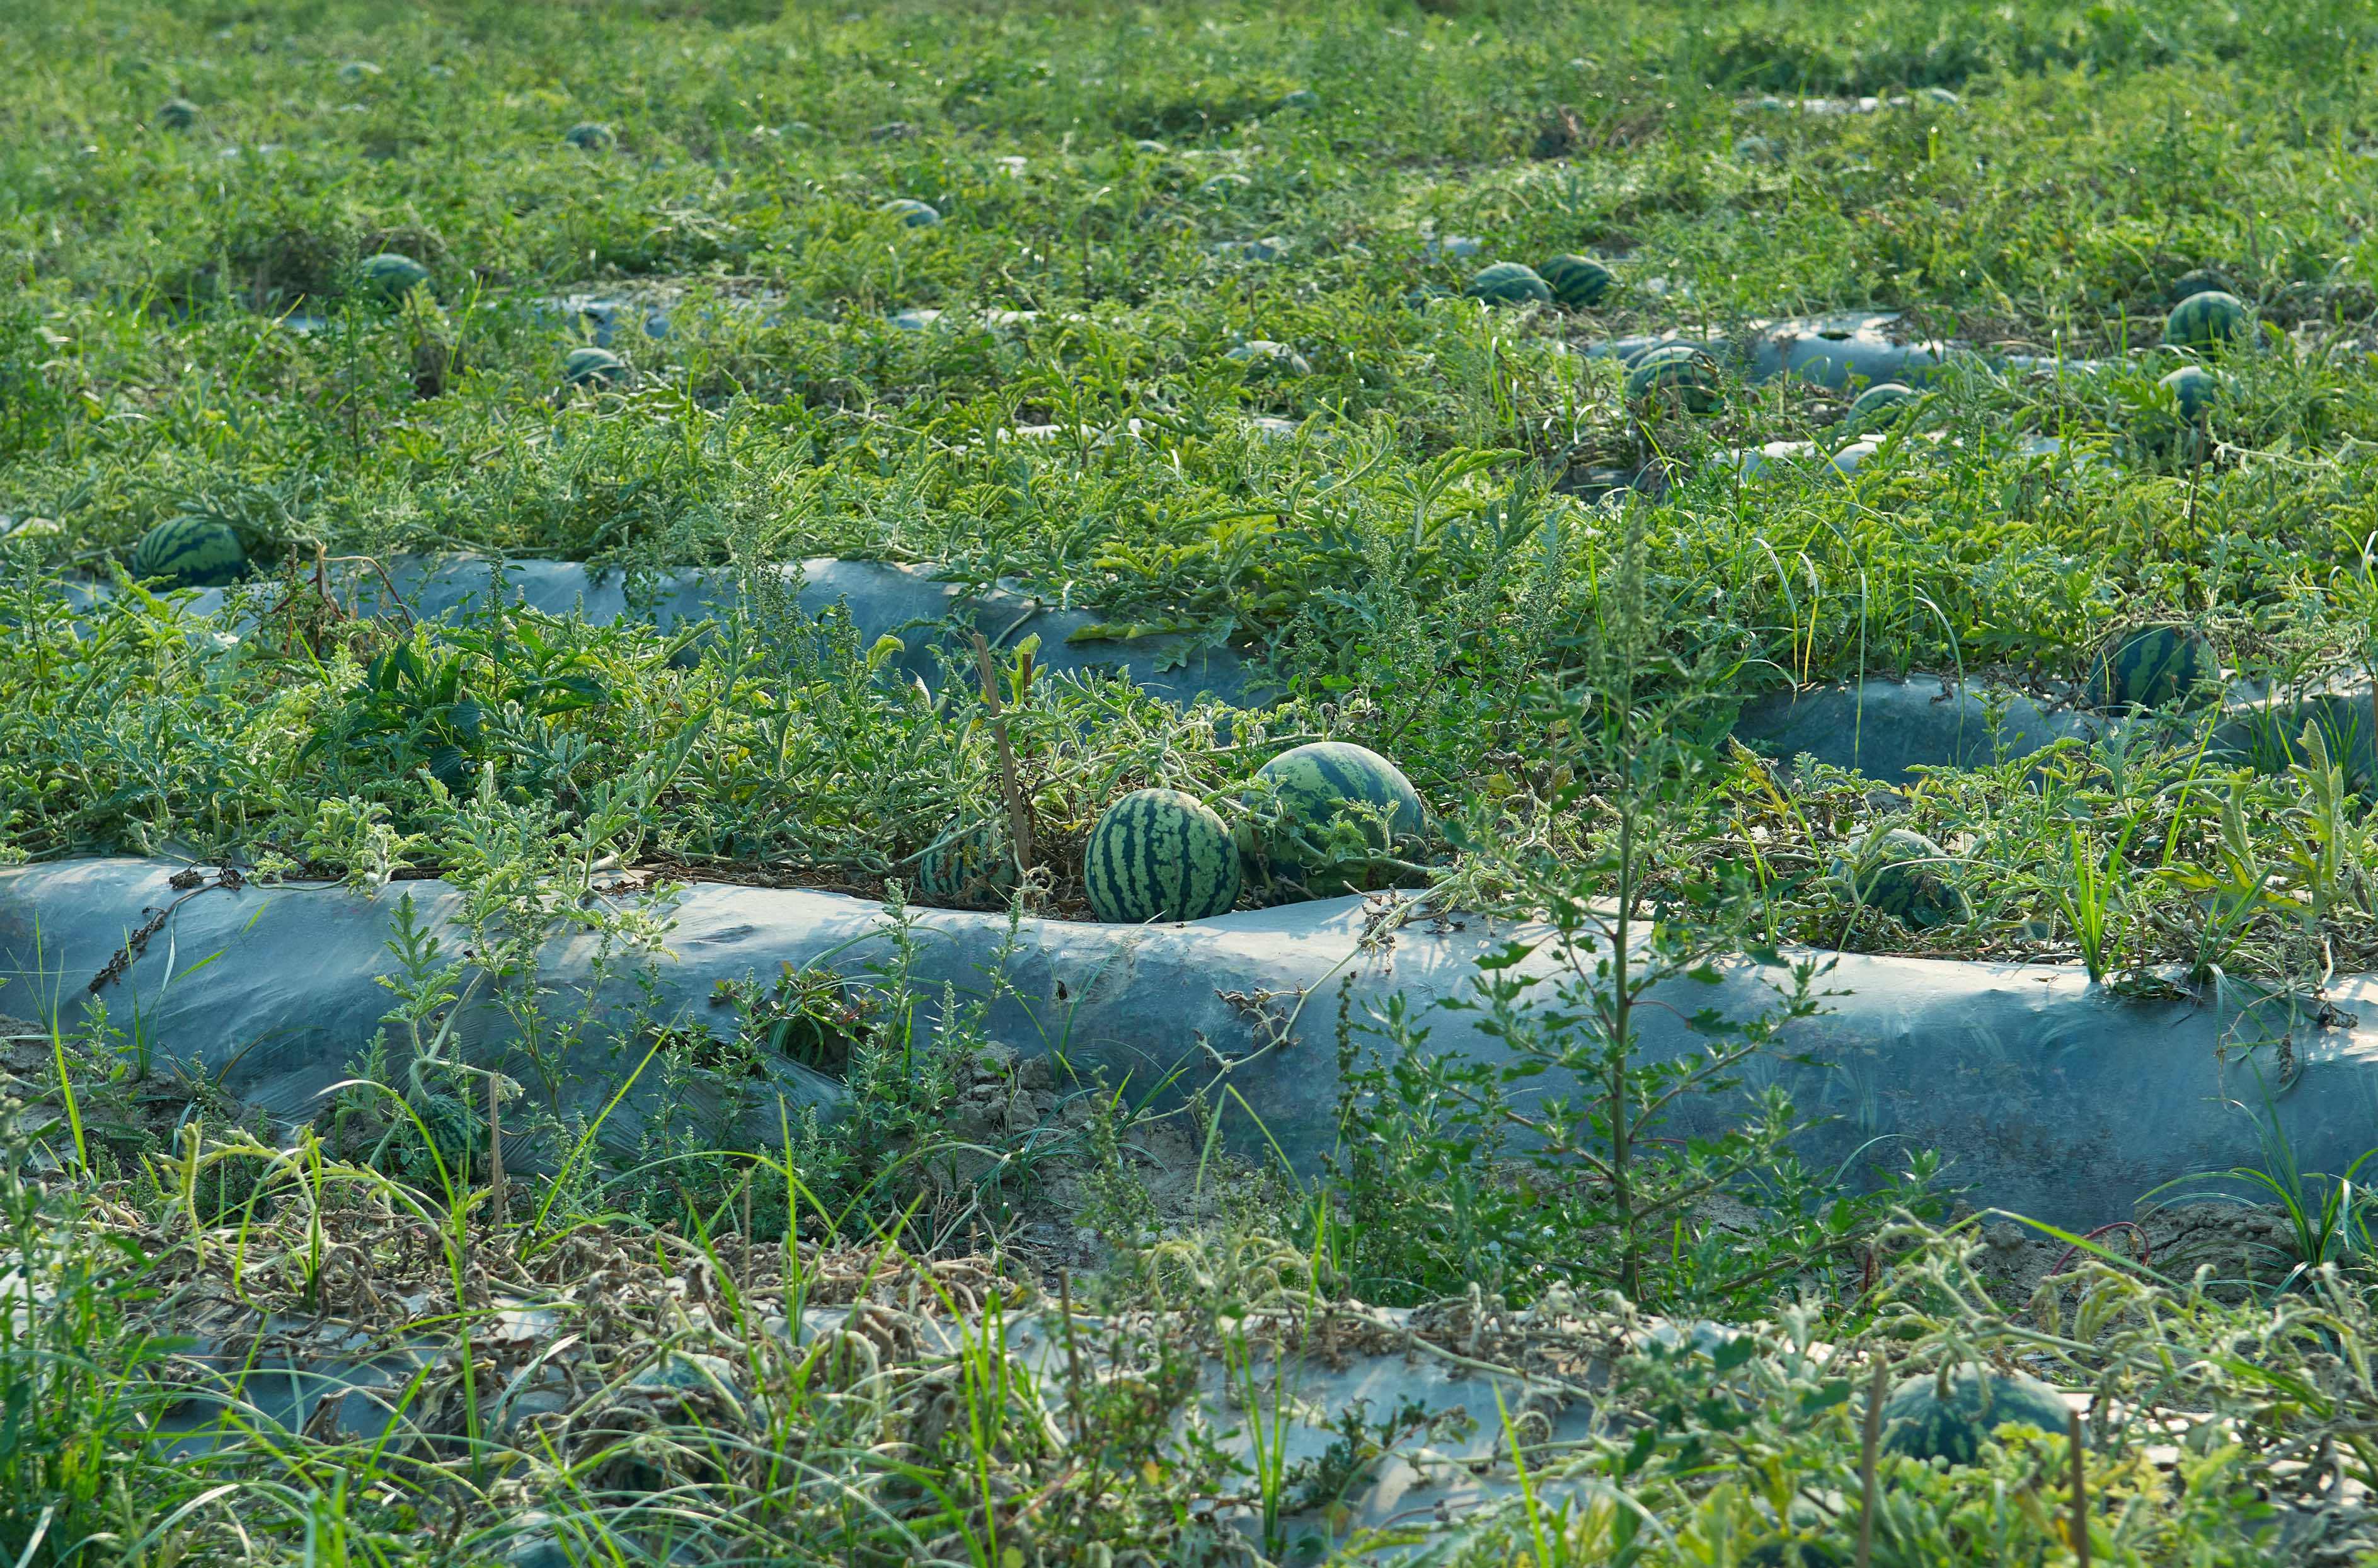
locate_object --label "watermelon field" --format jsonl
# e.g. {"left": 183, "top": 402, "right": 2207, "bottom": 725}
{"left": 21, "top": 0, "right": 2378, "bottom": 1562}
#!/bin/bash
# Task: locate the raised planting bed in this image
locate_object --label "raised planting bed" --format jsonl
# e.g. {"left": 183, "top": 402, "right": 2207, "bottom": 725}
{"left": 7, "top": 854, "right": 2366, "bottom": 1226}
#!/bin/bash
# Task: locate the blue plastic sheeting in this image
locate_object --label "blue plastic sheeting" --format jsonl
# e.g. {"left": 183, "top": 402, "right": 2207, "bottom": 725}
{"left": 6, "top": 856, "right": 2370, "bottom": 1225}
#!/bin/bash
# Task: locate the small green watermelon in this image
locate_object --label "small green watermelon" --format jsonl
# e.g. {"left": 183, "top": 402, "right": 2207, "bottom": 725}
{"left": 881, "top": 198, "right": 941, "bottom": 228}
{"left": 1084, "top": 789, "right": 1241, "bottom": 923}
{"left": 1732, "top": 134, "right": 1783, "bottom": 164}
{"left": 2159, "top": 364, "right": 2219, "bottom": 423}
{"left": 1464, "top": 261, "right": 1553, "bottom": 306}
{"left": 1744, "top": 1543, "right": 1845, "bottom": 1568}
{"left": 1829, "top": 828, "right": 1968, "bottom": 929}
{"left": 1241, "top": 741, "right": 1426, "bottom": 897}
{"left": 336, "top": 60, "right": 382, "bottom": 86}
{"left": 1539, "top": 254, "right": 1615, "bottom": 309}
{"left": 2168, "top": 267, "right": 2235, "bottom": 306}
{"left": 562, "top": 346, "right": 627, "bottom": 389}
{"left": 1844, "top": 381, "right": 1920, "bottom": 432}
{"left": 2163, "top": 290, "right": 2250, "bottom": 354}
{"left": 1402, "top": 283, "right": 1454, "bottom": 309}
{"left": 2088, "top": 625, "right": 2215, "bottom": 711}
{"left": 158, "top": 98, "right": 200, "bottom": 131}
{"left": 1878, "top": 1368, "right": 2072, "bottom": 1467}
{"left": 1277, "top": 89, "right": 1320, "bottom": 111}
{"left": 564, "top": 122, "right": 615, "bottom": 149}
{"left": 129, "top": 516, "right": 247, "bottom": 590}
{"left": 1226, "top": 340, "right": 1311, "bottom": 376}
{"left": 915, "top": 822, "right": 1018, "bottom": 908}
{"left": 1624, "top": 343, "right": 1723, "bottom": 414}
{"left": 358, "top": 252, "right": 431, "bottom": 301}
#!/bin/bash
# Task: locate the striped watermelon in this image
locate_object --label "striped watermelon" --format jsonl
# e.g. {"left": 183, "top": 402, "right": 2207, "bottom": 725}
{"left": 915, "top": 821, "right": 1018, "bottom": 908}
{"left": 2168, "top": 267, "right": 2234, "bottom": 306}
{"left": 1844, "top": 381, "right": 1919, "bottom": 433}
{"left": 881, "top": 198, "right": 941, "bottom": 228}
{"left": 1241, "top": 741, "right": 1425, "bottom": 896}
{"left": 1084, "top": 789, "right": 1241, "bottom": 923}
{"left": 564, "top": 122, "right": 615, "bottom": 149}
{"left": 1624, "top": 343, "right": 1722, "bottom": 414}
{"left": 1277, "top": 89, "right": 1320, "bottom": 111}
{"left": 1464, "top": 262, "right": 1553, "bottom": 306}
{"left": 1745, "top": 1543, "right": 1844, "bottom": 1568}
{"left": 1226, "top": 340, "right": 1311, "bottom": 377}
{"left": 2089, "top": 625, "right": 2214, "bottom": 711}
{"left": 1828, "top": 828, "right": 1968, "bottom": 929}
{"left": 2163, "top": 290, "right": 2249, "bottom": 354}
{"left": 359, "top": 253, "right": 430, "bottom": 301}
{"left": 562, "top": 346, "right": 627, "bottom": 389}
{"left": 1539, "top": 254, "right": 1614, "bottom": 309}
{"left": 1879, "top": 1368, "right": 2072, "bottom": 1467}
{"left": 158, "top": 98, "right": 199, "bottom": 131}
{"left": 1732, "top": 134, "right": 1783, "bottom": 164}
{"left": 129, "top": 516, "right": 246, "bottom": 590}
{"left": 2159, "top": 364, "right": 2219, "bottom": 423}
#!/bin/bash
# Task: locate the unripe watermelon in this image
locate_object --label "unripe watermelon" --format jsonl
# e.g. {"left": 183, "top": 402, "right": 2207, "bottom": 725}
{"left": 1241, "top": 741, "right": 1426, "bottom": 896}
{"left": 2163, "top": 290, "right": 2249, "bottom": 354}
{"left": 1732, "top": 134, "right": 1783, "bottom": 164}
{"left": 1084, "top": 789, "right": 1241, "bottom": 923}
{"left": 564, "top": 122, "right": 615, "bottom": 149}
{"left": 1745, "top": 1543, "right": 1844, "bottom": 1568}
{"left": 2168, "top": 267, "right": 2234, "bottom": 306}
{"left": 158, "top": 98, "right": 199, "bottom": 131}
{"left": 1277, "top": 89, "right": 1320, "bottom": 111}
{"left": 1226, "top": 340, "right": 1311, "bottom": 376}
{"left": 1844, "top": 381, "right": 1919, "bottom": 432}
{"left": 129, "top": 516, "right": 246, "bottom": 590}
{"left": 2160, "top": 364, "right": 2219, "bottom": 423}
{"left": 1624, "top": 343, "right": 1723, "bottom": 413}
{"left": 1829, "top": 828, "right": 1968, "bottom": 929}
{"left": 1878, "top": 1368, "right": 2072, "bottom": 1467}
{"left": 2088, "top": 625, "right": 2215, "bottom": 711}
{"left": 916, "top": 821, "right": 1018, "bottom": 908}
{"left": 336, "top": 60, "right": 382, "bottom": 85}
{"left": 359, "top": 253, "right": 431, "bottom": 300}
{"left": 1465, "top": 261, "right": 1553, "bottom": 306}
{"left": 562, "top": 346, "right": 627, "bottom": 389}
{"left": 881, "top": 198, "right": 940, "bottom": 228}
{"left": 1539, "top": 254, "right": 1615, "bottom": 309}
{"left": 1402, "top": 283, "right": 1454, "bottom": 309}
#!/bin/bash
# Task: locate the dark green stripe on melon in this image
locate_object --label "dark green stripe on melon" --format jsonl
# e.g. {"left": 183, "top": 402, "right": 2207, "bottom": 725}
{"left": 1241, "top": 742, "right": 1425, "bottom": 898}
{"left": 2088, "top": 624, "right": 2214, "bottom": 712}
{"left": 881, "top": 198, "right": 941, "bottom": 228}
{"left": 129, "top": 516, "right": 246, "bottom": 590}
{"left": 358, "top": 252, "right": 430, "bottom": 301}
{"left": 1844, "top": 381, "right": 1919, "bottom": 433}
{"left": 1539, "top": 254, "right": 1614, "bottom": 309}
{"left": 564, "top": 122, "right": 614, "bottom": 149}
{"left": 915, "top": 821, "right": 1018, "bottom": 909}
{"left": 1084, "top": 789, "right": 1241, "bottom": 923}
{"left": 1827, "top": 827, "right": 1968, "bottom": 930}
{"left": 1624, "top": 343, "right": 1722, "bottom": 414}
{"left": 2168, "top": 267, "right": 2234, "bottom": 306}
{"left": 2159, "top": 364, "right": 2219, "bottom": 424}
{"left": 1878, "top": 1368, "right": 2072, "bottom": 1467}
{"left": 1464, "top": 261, "right": 1553, "bottom": 306}
{"left": 2163, "top": 290, "right": 2249, "bottom": 353}
{"left": 563, "top": 346, "right": 627, "bottom": 389}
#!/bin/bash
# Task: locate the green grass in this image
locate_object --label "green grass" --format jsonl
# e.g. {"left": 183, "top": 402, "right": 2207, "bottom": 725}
{"left": 14, "top": 0, "right": 2378, "bottom": 1559}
